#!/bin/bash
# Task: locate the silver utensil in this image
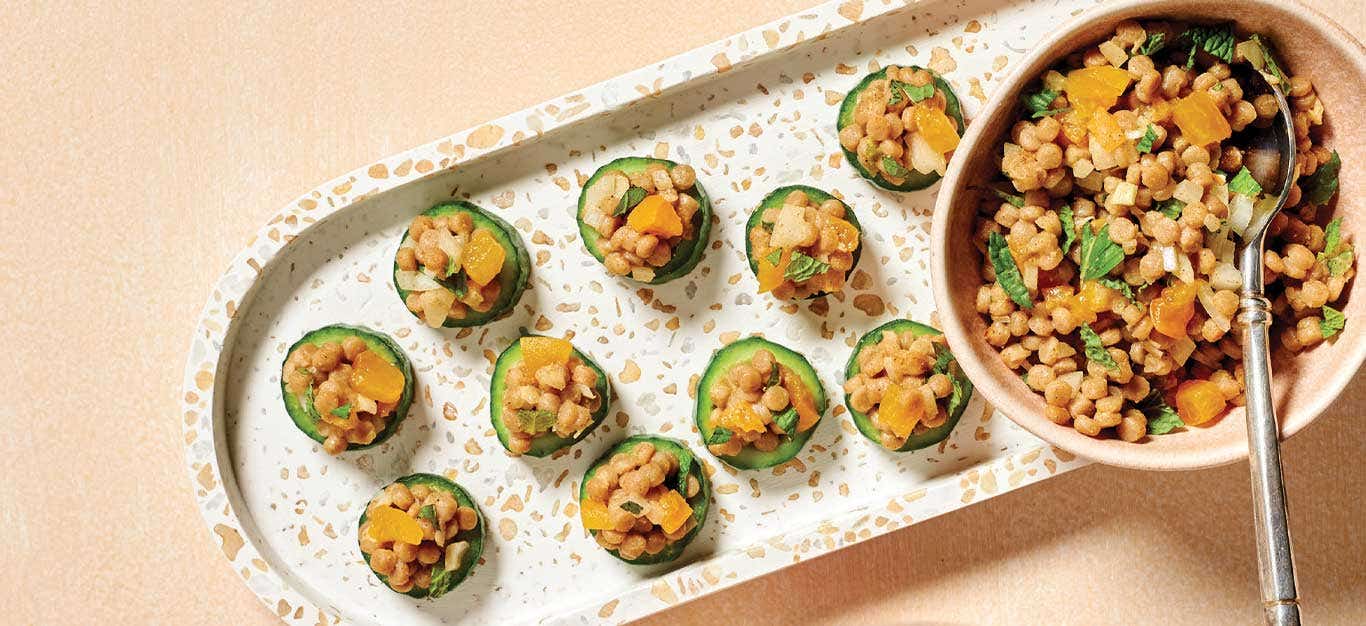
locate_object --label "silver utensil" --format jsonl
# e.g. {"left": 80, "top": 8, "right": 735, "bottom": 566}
{"left": 1230, "top": 63, "right": 1300, "bottom": 626}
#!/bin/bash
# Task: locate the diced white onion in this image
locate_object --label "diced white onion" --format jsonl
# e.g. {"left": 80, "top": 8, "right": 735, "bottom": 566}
{"left": 1059, "top": 371, "right": 1085, "bottom": 390}
{"left": 435, "top": 228, "right": 466, "bottom": 267}
{"left": 398, "top": 236, "right": 415, "bottom": 250}
{"left": 1072, "top": 158, "right": 1095, "bottom": 179}
{"left": 1197, "top": 284, "right": 1232, "bottom": 333}
{"left": 445, "top": 541, "right": 469, "bottom": 572}
{"left": 1003, "top": 142, "right": 1022, "bottom": 159}
{"left": 354, "top": 394, "right": 378, "bottom": 415}
{"left": 421, "top": 289, "right": 456, "bottom": 329}
{"left": 1043, "top": 70, "right": 1066, "bottom": 91}
{"left": 1110, "top": 181, "right": 1139, "bottom": 206}
{"left": 1172, "top": 179, "right": 1204, "bottom": 205}
{"left": 1171, "top": 336, "right": 1197, "bottom": 366}
{"left": 1228, "top": 193, "right": 1254, "bottom": 235}
{"left": 1077, "top": 171, "right": 1106, "bottom": 192}
{"left": 1089, "top": 137, "right": 1120, "bottom": 170}
{"left": 1211, "top": 262, "right": 1242, "bottom": 291}
{"left": 1099, "top": 41, "right": 1130, "bottom": 68}
{"left": 910, "top": 133, "right": 947, "bottom": 175}
{"left": 1160, "top": 246, "right": 1178, "bottom": 272}
{"left": 1173, "top": 252, "right": 1195, "bottom": 284}
{"left": 1023, "top": 264, "right": 1039, "bottom": 291}
{"left": 395, "top": 270, "right": 444, "bottom": 292}
{"left": 631, "top": 267, "right": 656, "bottom": 282}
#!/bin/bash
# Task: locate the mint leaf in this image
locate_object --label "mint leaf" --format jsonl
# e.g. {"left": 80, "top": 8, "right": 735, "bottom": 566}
{"left": 889, "top": 80, "right": 936, "bottom": 107}
{"left": 427, "top": 565, "right": 455, "bottom": 598}
{"left": 1098, "top": 277, "right": 1137, "bottom": 304}
{"left": 1317, "top": 217, "right": 1354, "bottom": 276}
{"left": 1154, "top": 198, "right": 1185, "bottom": 220}
{"left": 880, "top": 155, "right": 912, "bottom": 178}
{"left": 1135, "top": 125, "right": 1158, "bottom": 153}
{"left": 1183, "top": 24, "right": 1235, "bottom": 69}
{"left": 764, "top": 247, "right": 783, "bottom": 266}
{"left": 706, "top": 427, "right": 734, "bottom": 445}
{"left": 1020, "top": 88, "right": 1060, "bottom": 118}
{"left": 1250, "top": 34, "right": 1287, "bottom": 84}
{"left": 445, "top": 255, "right": 459, "bottom": 279}
{"left": 330, "top": 403, "right": 352, "bottom": 419}
{"left": 302, "top": 385, "right": 321, "bottom": 420}
{"left": 1079, "top": 324, "right": 1118, "bottom": 370}
{"left": 772, "top": 408, "right": 799, "bottom": 434}
{"left": 767, "top": 364, "right": 781, "bottom": 387}
{"left": 931, "top": 344, "right": 955, "bottom": 375}
{"left": 1302, "top": 151, "right": 1341, "bottom": 205}
{"left": 1059, "top": 204, "right": 1078, "bottom": 255}
{"left": 438, "top": 270, "right": 467, "bottom": 298}
{"left": 988, "top": 231, "right": 1033, "bottom": 309}
{"left": 1137, "top": 32, "right": 1166, "bottom": 56}
{"left": 1137, "top": 390, "right": 1184, "bottom": 435}
{"left": 783, "top": 251, "right": 831, "bottom": 283}
{"left": 418, "top": 504, "right": 437, "bottom": 525}
{"left": 993, "top": 188, "right": 1025, "bottom": 208}
{"left": 619, "top": 501, "right": 643, "bottom": 514}
{"left": 515, "top": 409, "right": 557, "bottom": 434}
{"left": 1079, "top": 222, "right": 1125, "bottom": 280}
{"left": 674, "top": 445, "right": 694, "bottom": 493}
{"left": 1321, "top": 305, "right": 1346, "bottom": 339}
{"left": 614, "top": 186, "right": 648, "bottom": 216}
{"left": 1227, "top": 166, "right": 1263, "bottom": 196}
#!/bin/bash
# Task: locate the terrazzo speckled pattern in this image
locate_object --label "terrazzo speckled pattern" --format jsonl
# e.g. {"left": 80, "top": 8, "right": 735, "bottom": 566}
{"left": 180, "top": 0, "right": 1098, "bottom": 623}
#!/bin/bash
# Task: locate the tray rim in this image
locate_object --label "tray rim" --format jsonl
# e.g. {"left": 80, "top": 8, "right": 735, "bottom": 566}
{"left": 178, "top": 0, "right": 1090, "bottom": 623}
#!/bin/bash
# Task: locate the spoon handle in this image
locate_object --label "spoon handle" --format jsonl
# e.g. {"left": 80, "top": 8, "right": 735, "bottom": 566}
{"left": 1238, "top": 290, "right": 1301, "bottom": 626}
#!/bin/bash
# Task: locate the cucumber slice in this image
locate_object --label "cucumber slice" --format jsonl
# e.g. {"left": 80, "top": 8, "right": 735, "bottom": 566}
{"left": 392, "top": 201, "right": 530, "bottom": 327}
{"left": 575, "top": 157, "right": 713, "bottom": 284}
{"left": 579, "top": 436, "right": 710, "bottom": 565}
{"left": 279, "top": 324, "right": 413, "bottom": 451}
{"left": 743, "top": 185, "right": 863, "bottom": 299}
{"left": 357, "top": 474, "right": 484, "bottom": 598}
{"left": 489, "top": 335, "right": 612, "bottom": 457}
{"left": 836, "top": 67, "right": 964, "bottom": 191}
{"left": 843, "top": 319, "right": 973, "bottom": 451}
{"left": 694, "top": 337, "right": 826, "bottom": 469}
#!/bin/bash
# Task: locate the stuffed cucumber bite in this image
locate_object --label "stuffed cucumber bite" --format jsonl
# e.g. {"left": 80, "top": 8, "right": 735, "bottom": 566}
{"left": 694, "top": 337, "right": 827, "bottom": 469}
{"left": 837, "top": 65, "right": 965, "bottom": 191}
{"left": 579, "top": 435, "right": 710, "bottom": 565}
{"left": 844, "top": 320, "right": 973, "bottom": 451}
{"left": 576, "top": 156, "right": 713, "bottom": 284}
{"left": 280, "top": 324, "right": 414, "bottom": 455}
{"left": 393, "top": 201, "right": 530, "bottom": 328}
{"left": 357, "top": 474, "right": 484, "bottom": 598}
{"left": 490, "top": 335, "right": 611, "bottom": 457}
{"left": 746, "top": 185, "right": 863, "bottom": 299}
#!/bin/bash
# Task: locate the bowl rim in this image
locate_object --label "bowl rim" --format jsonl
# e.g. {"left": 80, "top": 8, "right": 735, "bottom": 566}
{"left": 931, "top": 0, "right": 1366, "bottom": 471}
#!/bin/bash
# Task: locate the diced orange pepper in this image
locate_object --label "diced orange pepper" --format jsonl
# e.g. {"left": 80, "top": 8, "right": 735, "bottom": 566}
{"left": 876, "top": 383, "right": 924, "bottom": 439}
{"left": 579, "top": 499, "right": 613, "bottom": 531}
{"left": 365, "top": 506, "right": 423, "bottom": 545}
{"left": 1172, "top": 91, "right": 1232, "bottom": 147}
{"left": 821, "top": 217, "right": 861, "bottom": 253}
{"left": 1175, "top": 380, "right": 1227, "bottom": 426}
{"left": 1063, "top": 66, "right": 1133, "bottom": 112}
{"left": 351, "top": 350, "right": 406, "bottom": 404}
{"left": 720, "top": 401, "right": 766, "bottom": 434}
{"left": 520, "top": 336, "right": 573, "bottom": 373}
{"left": 911, "top": 103, "right": 960, "bottom": 154}
{"left": 1150, "top": 281, "right": 1199, "bottom": 339}
{"left": 1060, "top": 109, "right": 1089, "bottom": 145}
{"left": 782, "top": 367, "right": 821, "bottom": 432}
{"left": 1086, "top": 109, "right": 1127, "bottom": 151}
{"left": 655, "top": 490, "right": 693, "bottom": 534}
{"left": 756, "top": 247, "right": 793, "bottom": 293}
{"left": 462, "top": 228, "right": 506, "bottom": 286}
{"left": 627, "top": 194, "right": 683, "bottom": 238}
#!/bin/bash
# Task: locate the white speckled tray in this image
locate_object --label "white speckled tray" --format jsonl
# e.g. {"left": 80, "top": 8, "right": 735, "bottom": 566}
{"left": 180, "top": 0, "right": 1096, "bottom": 623}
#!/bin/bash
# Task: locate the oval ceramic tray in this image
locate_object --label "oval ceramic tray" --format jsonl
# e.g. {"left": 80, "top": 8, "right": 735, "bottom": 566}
{"left": 180, "top": 0, "right": 1093, "bottom": 623}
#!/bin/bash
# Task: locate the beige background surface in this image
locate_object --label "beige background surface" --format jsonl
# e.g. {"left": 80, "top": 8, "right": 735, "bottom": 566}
{"left": 2, "top": 1, "right": 1362, "bottom": 624}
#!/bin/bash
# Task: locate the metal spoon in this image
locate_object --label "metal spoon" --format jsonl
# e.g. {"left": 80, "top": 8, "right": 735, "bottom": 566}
{"left": 1228, "top": 63, "right": 1300, "bottom": 626}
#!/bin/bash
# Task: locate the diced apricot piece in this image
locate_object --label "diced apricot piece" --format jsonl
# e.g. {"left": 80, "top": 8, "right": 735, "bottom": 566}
{"left": 366, "top": 506, "right": 423, "bottom": 545}
{"left": 462, "top": 228, "right": 506, "bottom": 286}
{"left": 1060, "top": 109, "right": 1090, "bottom": 145}
{"left": 822, "top": 217, "right": 861, "bottom": 253}
{"left": 781, "top": 367, "right": 821, "bottom": 432}
{"left": 1175, "top": 380, "right": 1227, "bottom": 426}
{"left": 1063, "top": 66, "right": 1133, "bottom": 112}
{"left": 1172, "top": 91, "right": 1232, "bottom": 147}
{"left": 579, "top": 499, "right": 613, "bottom": 531}
{"left": 756, "top": 247, "right": 793, "bottom": 293}
{"left": 876, "top": 383, "right": 924, "bottom": 439}
{"left": 1087, "top": 109, "right": 1127, "bottom": 151}
{"left": 627, "top": 194, "right": 683, "bottom": 237}
{"left": 1078, "top": 280, "right": 1115, "bottom": 316}
{"left": 911, "top": 103, "right": 961, "bottom": 154}
{"left": 720, "top": 401, "right": 766, "bottom": 434}
{"left": 656, "top": 490, "right": 694, "bottom": 534}
{"left": 1150, "top": 281, "right": 1199, "bottom": 339}
{"left": 520, "top": 336, "right": 573, "bottom": 373}
{"left": 351, "top": 350, "right": 406, "bottom": 404}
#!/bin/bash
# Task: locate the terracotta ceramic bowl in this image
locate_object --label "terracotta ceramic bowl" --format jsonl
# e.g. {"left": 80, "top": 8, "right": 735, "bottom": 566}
{"left": 932, "top": 0, "right": 1366, "bottom": 470}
